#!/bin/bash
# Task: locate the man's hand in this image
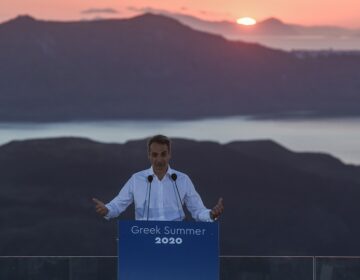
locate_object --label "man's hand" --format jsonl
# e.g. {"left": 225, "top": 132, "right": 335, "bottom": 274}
{"left": 210, "top": 197, "right": 224, "bottom": 220}
{"left": 92, "top": 198, "right": 109, "bottom": 217}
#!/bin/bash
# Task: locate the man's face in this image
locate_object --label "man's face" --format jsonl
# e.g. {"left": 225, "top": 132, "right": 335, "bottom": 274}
{"left": 148, "top": 142, "right": 171, "bottom": 175}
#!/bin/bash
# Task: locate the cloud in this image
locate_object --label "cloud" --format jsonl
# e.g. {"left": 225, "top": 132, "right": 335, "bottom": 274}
{"left": 127, "top": 6, "right": 181, "bottom": 19}
{"left": 127, "top": 6, "right": 157, "bottom": 13}
{"left": 199, "top": 10, "right": 208, "bottom": 15}
{"left": 81, "top": 8, "right": 119, "bottom": 15}
{"left": 127, "top": 6, "right": 230, "bottom": 21}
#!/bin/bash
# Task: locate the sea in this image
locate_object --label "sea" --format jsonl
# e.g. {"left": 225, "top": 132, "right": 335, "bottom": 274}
{"left": 0, "top": 116, "right": 359, "bottom": 164}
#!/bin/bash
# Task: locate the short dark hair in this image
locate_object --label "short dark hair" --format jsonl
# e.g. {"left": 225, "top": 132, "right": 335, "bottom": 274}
{"left": 147, "top": 135, "right": 171, "bottom": 151}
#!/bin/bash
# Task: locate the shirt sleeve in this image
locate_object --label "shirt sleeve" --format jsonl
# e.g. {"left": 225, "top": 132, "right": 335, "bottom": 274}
{"left": 104, "top": 176, "right": 134, "bottom": 220}
{"left": 183, "top": 175, "right": 213, "bottom": 222}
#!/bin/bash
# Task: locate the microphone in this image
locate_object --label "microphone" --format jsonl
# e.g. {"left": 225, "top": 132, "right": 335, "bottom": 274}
{"left": 171, "top": 173, "right": 177, "bottom": 181}
{"left": 146, "top": 175, "right": 153, "bottom": 221}
{"left": 170, "top": 173, "right": 186, "bottom": 220}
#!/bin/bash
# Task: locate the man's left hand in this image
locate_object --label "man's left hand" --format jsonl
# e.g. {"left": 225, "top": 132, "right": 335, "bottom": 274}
{"left": 210, "top": 197, "right": 224, "bottom": 220}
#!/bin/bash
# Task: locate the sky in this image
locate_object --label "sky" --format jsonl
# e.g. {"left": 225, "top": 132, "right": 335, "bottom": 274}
{"left": 1, "top": 0, "right": 360, "bottom": 28}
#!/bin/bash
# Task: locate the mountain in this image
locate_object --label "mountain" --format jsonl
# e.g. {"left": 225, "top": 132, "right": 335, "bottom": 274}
{"left": 0, "top": 137, "right": 360, "bottom": 256}
{"left": 162, "top": 13, "right": 299, "bottom": 36}
{"left": 0, "top": 13, "right": 360, "bottom": 122}
{"left": 165, "top": 12, "right": 356, "bottom": 37}
{"left": 151, "top": 10, "right": 359, "bottom": 49}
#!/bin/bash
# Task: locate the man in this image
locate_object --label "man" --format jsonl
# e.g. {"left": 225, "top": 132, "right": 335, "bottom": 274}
{"left": 93, "top": 135, "right": 223, "bottom": 221}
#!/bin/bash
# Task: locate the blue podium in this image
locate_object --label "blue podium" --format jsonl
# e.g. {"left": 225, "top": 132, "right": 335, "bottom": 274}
{"left": 118, "top": 220, "right": 219, "bottom": 280}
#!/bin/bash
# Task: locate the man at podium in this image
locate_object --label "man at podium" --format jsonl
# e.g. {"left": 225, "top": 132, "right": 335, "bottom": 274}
{"left": 93, "top": 135, "right": 223, "bottom": 222}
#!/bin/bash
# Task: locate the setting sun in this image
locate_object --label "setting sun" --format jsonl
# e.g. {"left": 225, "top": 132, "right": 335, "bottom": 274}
{"left": 236, "top": 17, "right": 257, "bottom": 26}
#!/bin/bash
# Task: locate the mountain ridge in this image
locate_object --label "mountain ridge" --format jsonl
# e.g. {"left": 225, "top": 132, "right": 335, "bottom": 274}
{"left": 1, "top": 137, "right": 360, "bottom": 255}
{"left": 0, "top": 13, "right": 360, "bottom": 121}
{"left": 139, "top": 10, "right": 360, "bottom": 49}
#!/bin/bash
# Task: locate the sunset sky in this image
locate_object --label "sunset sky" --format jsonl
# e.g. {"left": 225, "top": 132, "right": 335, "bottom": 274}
{"left": 1, "top": 0, "right": 360, "bottom": 28}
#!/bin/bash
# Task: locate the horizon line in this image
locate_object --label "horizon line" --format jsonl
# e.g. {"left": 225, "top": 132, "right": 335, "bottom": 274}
{"left": 0, "top": 12, "right": 358, "bottom": 30}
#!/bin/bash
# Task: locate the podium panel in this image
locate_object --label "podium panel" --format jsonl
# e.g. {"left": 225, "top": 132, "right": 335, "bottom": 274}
{"left": 118, "top": 220, "right": 219, "bottom": 280}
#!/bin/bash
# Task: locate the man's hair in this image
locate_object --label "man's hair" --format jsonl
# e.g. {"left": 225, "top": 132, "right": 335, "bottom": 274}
{"left": 147, "top": 135, "right": 171, "bottom": 151}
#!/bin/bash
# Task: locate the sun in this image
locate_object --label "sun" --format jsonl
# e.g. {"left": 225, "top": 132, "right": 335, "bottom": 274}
{"left": 236, "top": 17, "right": 257, "bottom": 26}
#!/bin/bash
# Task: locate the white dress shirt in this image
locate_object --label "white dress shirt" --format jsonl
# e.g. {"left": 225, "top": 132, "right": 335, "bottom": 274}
{"left": 105, "top": 166, "right": 212, "bottom": 222}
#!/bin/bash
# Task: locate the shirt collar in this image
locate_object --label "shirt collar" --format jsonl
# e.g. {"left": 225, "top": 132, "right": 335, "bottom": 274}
{"left": 148, "top": 165, "right": 173, "bottom": 177}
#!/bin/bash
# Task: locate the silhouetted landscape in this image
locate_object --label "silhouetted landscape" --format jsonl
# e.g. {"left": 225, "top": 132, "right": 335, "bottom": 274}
{"left": 1, "top": 14, "right": 360, "bottom": 121}
{"left": 1, "top": 2, "right": 360, "bottom": 278}
{"left": 126, "top": 8, "right": 360, "bottom": 50}
{"left": 1, "top": 137, "right": 359, "bottom": 256}
{"left": 147, "top": 9, "right": 359, "bottom": 37}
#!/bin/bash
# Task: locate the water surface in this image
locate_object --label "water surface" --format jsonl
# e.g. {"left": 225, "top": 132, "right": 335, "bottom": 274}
{"left": 1, "top": 116, "right": 359, "bottom": 164}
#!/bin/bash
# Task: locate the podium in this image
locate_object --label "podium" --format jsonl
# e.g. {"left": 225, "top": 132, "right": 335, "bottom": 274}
{"left": 118, "top": 220, "right": 219, "bottom": 280}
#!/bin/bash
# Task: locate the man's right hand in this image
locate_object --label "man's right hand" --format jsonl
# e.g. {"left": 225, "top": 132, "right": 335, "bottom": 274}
{"left": 92, "top": 198, "right": 109, "bottom": 217}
